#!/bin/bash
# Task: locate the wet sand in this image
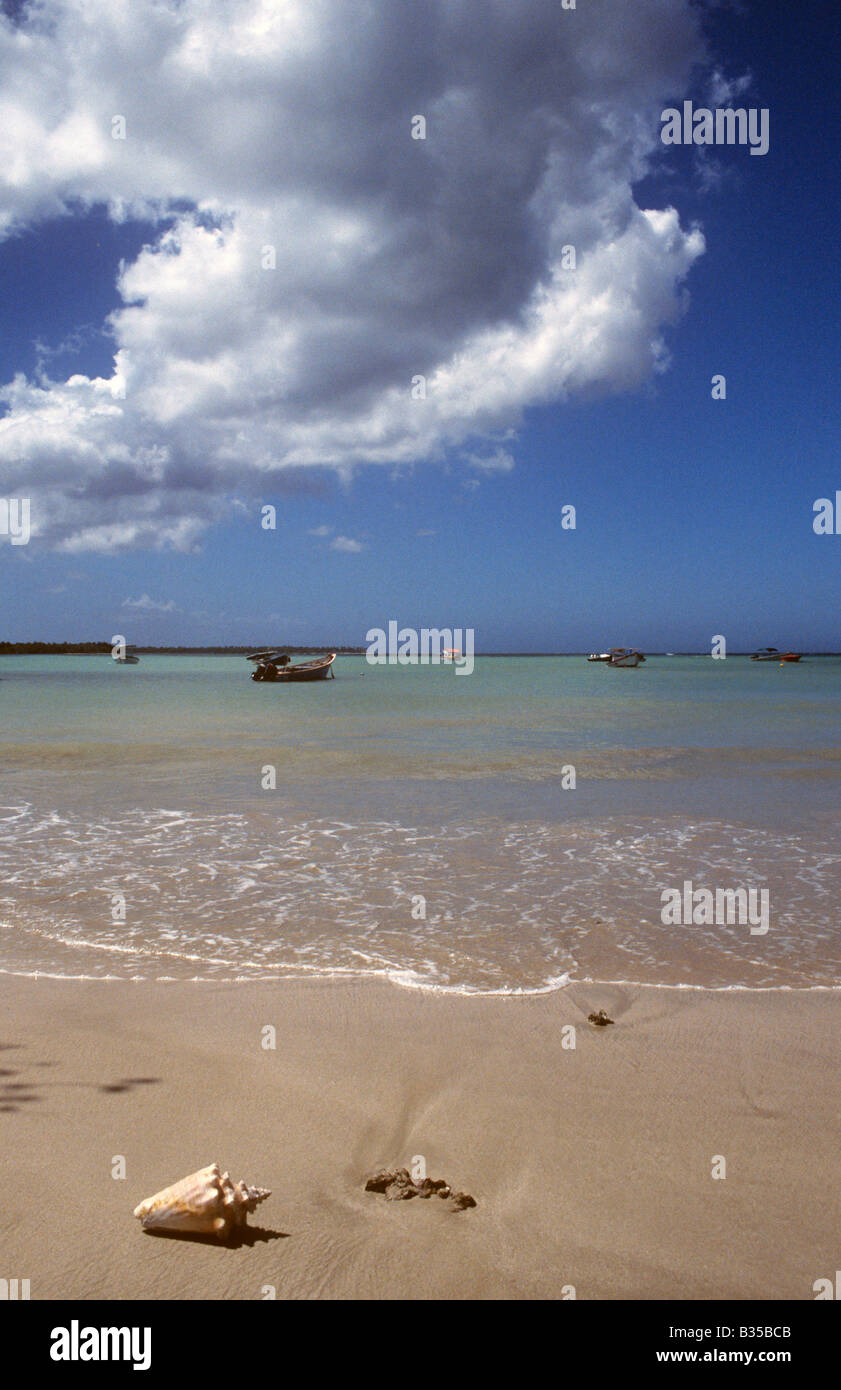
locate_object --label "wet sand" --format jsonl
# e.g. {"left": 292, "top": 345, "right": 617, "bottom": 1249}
{"left": 1, "top": 976, "right": 837, "bottom": 1299}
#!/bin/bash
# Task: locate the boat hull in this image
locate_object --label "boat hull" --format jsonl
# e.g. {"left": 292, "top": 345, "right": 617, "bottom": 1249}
{"left": 605, "top": 648, "right": 645, "bottom": 668}
{"left": 251, "top": 653, "right": 336, "bottom": 682}
{"left": 273, "top": 661, "right": 335, "bottom": 682}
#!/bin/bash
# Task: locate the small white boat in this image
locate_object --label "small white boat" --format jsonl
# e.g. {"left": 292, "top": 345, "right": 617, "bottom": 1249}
{"left": 606, "top": 648, "right": 645, "bottom": 668}
{"left": 587, "top": 652, "right": 611, "bottom": 662}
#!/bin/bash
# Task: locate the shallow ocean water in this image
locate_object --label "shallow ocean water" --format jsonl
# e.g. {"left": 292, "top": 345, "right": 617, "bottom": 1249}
{"left": 2, "top": 654, "right": 840, "bottom": 990}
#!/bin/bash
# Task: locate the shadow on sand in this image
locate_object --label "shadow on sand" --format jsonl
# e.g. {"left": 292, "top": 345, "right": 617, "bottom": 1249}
{"left": 0, "top": 1041, "right": 163, "bottom": 1112}
{"left": 142, "top": 1225, "right": 289, "bottom": 1248}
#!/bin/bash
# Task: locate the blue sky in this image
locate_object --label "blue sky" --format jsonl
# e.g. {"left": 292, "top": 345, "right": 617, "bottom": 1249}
{"left": 1, "top": 0, "right": 839, "bottom": 651}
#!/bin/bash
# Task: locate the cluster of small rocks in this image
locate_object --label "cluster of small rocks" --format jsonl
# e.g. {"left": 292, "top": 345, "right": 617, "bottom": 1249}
{"left": 365, "top": 1169, "right": 477, "bottom": 1211}
{"left": 588, "top": 1009, "right": 614, "bottom": 1027}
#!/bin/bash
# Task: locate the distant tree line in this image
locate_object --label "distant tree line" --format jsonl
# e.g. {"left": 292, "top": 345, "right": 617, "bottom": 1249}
{"left": 0, "top": 641, "right": 113, "bottom": 653}
{"left": 0, "top": 642, "right": 366, "bottom": 654}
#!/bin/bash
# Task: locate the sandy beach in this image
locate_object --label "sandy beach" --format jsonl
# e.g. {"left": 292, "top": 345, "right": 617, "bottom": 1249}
{"left": 1, "top": 976, "right": 837, "bottom": 1300}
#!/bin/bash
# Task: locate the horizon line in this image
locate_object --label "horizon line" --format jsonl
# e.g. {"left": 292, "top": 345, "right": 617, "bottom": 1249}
{"left": 2, "top": 644, "right": 840, "bottom": 658}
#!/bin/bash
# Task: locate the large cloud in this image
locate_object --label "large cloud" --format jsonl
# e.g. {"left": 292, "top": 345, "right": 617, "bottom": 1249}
{"left": 0, "top": 0, "right": 706, "bottom": 551}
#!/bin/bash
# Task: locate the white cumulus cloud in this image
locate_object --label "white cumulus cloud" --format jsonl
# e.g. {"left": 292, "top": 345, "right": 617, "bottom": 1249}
{"left": 0, "top": 0, "right": 708, "bottom": 552}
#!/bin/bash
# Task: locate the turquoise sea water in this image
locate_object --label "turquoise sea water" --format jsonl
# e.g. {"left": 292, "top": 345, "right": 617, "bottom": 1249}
{"left": 1, "top": 654, "right": 840, "bottom": 990}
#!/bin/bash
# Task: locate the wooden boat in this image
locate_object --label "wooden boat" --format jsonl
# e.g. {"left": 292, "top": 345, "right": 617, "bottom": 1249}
{"left": 606, "top": 648, "right": 645, "bottom": 668}
{"left": 751, "top": 648, "right": 801, "bottom": 663}
{"left": 249, "top": 651, "right": 336, "bottom": 682}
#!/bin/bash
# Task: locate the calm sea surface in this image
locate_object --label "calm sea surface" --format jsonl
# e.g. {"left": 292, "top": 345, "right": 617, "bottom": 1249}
{"left": 1, "top": 654, "right": 840, "bottom": 991}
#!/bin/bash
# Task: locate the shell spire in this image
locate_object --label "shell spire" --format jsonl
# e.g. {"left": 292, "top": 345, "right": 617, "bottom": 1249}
{"left": 133, "top": 1163, "right": 271, "bottom": 1239}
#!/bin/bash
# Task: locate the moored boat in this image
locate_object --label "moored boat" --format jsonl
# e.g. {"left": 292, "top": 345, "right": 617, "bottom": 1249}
{"left": 606, "top": 648, "right": 645, "bottom": 668}
{"left": 249, "top": 651, "right": 336, "bottom": 682}
{"left": 587, "top": 652, "right": 611, "bottom": 662}
{"left": 751, "top": 647, "right": 801, "bottom": 663}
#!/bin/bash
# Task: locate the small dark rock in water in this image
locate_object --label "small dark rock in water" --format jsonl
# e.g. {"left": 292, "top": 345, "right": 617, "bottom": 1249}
{"left": 588, "top": 1009, "right": 614, "bottom": 1027}
{"left": 364, "top": 1169, "right": 475, "bottom": 1211}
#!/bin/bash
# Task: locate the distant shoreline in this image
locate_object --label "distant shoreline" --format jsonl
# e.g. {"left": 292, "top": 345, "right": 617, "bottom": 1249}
{"left": 1, "top": 645, "right": 840, "bottom": 658}
{"left": 0, "top": 642, "right": 366, "bottom": 656}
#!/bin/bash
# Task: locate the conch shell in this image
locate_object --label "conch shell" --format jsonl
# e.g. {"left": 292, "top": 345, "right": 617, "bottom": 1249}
{"left": 133, "top": 1163, "right": 271, "bottom": 1239}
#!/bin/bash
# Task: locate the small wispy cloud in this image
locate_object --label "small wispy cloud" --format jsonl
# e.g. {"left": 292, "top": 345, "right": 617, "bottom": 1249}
{"left": 416, "top": 528, "right": 437, "bottom": 537}
{"left": 122, "top": 593, "right": 176, "bottom": 612}
{"left": 308, "top": 525, "right": 333, "bottom": 537}
{"left": 707, "top": 68, "right": 752, "bottom": 106}
{"left": 463, "top": 448, "right": 515, "bottom": 473}
{"left": 33, "top": 323, "right": 107, "bottom": 375}
{"left": 330, "top": 536, "right": 365, "bottom": 553}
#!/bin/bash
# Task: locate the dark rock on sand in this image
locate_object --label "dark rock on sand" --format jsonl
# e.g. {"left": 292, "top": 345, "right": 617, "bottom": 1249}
{"left": 366, "top": 1168, "right": 418, "bottom": 1199}
{"left": 416, "top": 1177, "right": 450, "bottom": 1198}
{"left": 588, "top": 1009, "right": 614, "bottom": 1027}
{"left": 385, "top": 1177, "right": 417, "bottom": 1201}
{"left": 364, "top": 1168, "right": 475, "bottom": 1211}
{"left": 364, "top": 1171, "right": 394, "bottom": 1194}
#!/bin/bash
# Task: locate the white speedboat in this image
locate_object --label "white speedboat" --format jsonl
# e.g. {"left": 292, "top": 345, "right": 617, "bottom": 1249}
{"left": 587, "top": 652, "right": 611, "bottom": 662}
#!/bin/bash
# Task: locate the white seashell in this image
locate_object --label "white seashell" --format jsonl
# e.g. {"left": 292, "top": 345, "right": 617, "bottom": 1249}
{"left": 133, "top": 1163, "right": 271, "bottom": 1239}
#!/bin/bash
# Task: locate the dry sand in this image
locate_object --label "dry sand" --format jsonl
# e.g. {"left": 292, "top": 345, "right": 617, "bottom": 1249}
{"left": 1, "top": 976, "right": 837, "bottom": 1300}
